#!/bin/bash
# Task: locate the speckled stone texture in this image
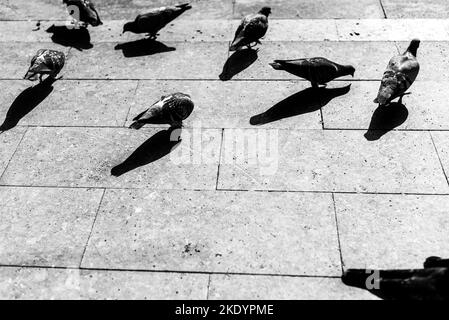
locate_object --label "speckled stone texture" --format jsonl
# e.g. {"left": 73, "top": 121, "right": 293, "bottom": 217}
{"left": 0, "top": 0, "right": 448, "bottom": 300}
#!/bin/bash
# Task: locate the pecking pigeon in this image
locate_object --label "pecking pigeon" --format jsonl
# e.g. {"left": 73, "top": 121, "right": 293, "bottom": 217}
{"left": 24, "top": 49, "right": 65, "bottom": 82}
{"left": 269, "top": 57, "right": 355, "bottom": 87}
{"left": 122, "top": 3, "right": 192, "bottom": 39}
{"left": 342, "top": 256, "right": 449, "bottom": 300}
{"left": 63, "top": 0, "right": 103, "bottom": 27}
{"left": 374, "top": 39, "right": 420, "bottom": 106}
{"left": 230, "top": 7, "right": 271, "bottom": 51}
{"left": 129, "top": 93, "right": 194, "bottom": 129}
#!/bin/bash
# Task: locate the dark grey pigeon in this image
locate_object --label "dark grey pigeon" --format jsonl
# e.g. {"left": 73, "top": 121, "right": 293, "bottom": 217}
{"left": 269, "top": 57, "right": 355, "bottom": 87}
{"left": 63, "top": 0, "right": 102, "bottom": 27}
{"left": 230, "top": 7, "right": 271, "bottom": 51}
{"left": 122, "top": 3, "right": 192, "bottom": 39}
{"left": 130, "top": 92, "right": 194, "bottom": 129}
{"left": 342, "top": 256, "right": 449, "bottom": 300}
{"left": 374, "top": 39, "right": 420, "bottom": 106}
{"left": 24, "top": 49, "right": 65, "bottom": 82}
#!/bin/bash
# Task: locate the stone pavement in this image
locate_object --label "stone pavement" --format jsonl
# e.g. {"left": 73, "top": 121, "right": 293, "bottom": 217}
{"left": 0, "top": 0, "right": 449, "bottom": 300}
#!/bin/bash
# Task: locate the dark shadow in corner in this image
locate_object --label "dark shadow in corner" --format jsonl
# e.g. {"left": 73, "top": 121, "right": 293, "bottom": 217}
{"left": 46, "top": 25, "right": 93, "bottom": 51}
{"left": 250, "top": 84, "right": 351, "bottom": 125}
{"left": 364, "top": 102, "right": 408, "bottom": 141}
{"left": 0, "top": 77, "right": 56, "bottom": 132}
{"left": 219, "top": 48, "right": 258, "bottom": 81}
{"left": 111, "top": 126, "right": 182, "bottom": 177}
{"left": 114, "top": 39, "right": 176, "bottom": 58}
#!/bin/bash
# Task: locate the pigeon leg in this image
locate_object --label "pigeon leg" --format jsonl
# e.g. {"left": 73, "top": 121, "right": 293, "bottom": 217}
{"left": 39, "top": 74, "right": 43, "bottom": 83}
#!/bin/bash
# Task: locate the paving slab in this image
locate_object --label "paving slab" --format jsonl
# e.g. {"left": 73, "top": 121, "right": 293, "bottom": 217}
{"left": 0, "top": 80, "right": 137, "bottom": 128}
{"left": 0, "top": 0, "right": 66, "bottom": 20}
{"left": 82, "top": 189, "right": 341, "bottom": 276}
{"left": 0, "top": 186, "right": 102, "bottom": 267}
{"left": 65, "top": 42, "right": 228, "bottom": 79}
{"left": 336, "top": 19, "right": 449, "bottom": 41}
{"left": 335, "top": 193, "right": 449, "bottom": 270}
{"left": 0, "top": 127, "right": 221, "bottom": 189}
{"left": 0, "top": 127, "right": 26, "bottom": 177}
{"left": 128, "top": 80, "right": 322, "bottom": 129}
{"left": 322, "top": 81, "right": 449, "bottom": 131}
{"left": 382, "top": 0, "right": 449, "bottom": 19}
{"left": 231, "top": 41, "right": 398, "bottom": 80}
{"left": 0, "top": 42, "right": 70, "bottom": 79}
{"left": 396, "top": 41, "right": 449, "bottom": 81}
{"left": 217, "top": 129, "right": 448, "bottom": 193}
{"left": 91, "top": 0, "right": 234, "bottom": 20}
{"left": 0, "top": 267, "right": 208, "bottom": 299}
{"left": 0, "top": 20, "right": 234, "bottom": 43}
{"left": 209, "top": 274, "right": 379, "bottom": 300}
{"left": 234, "top": 0, "right": 384, "bottom": 19}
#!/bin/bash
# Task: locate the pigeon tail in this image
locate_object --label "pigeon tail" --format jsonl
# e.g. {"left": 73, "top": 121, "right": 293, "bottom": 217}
{"left": 176, "top": 3, "right": 192, "bottom": 10}
{"left": 405, "top": 39, "right": 420, "bottom": 57}
{"left": 229, "top": 36, "right": 247, "bottom": 51}
{"left": 129, "top": 121, "right": 145, "bottom": 130}
{"left": 23, "top": 71, "right": 38, "bottom": 81}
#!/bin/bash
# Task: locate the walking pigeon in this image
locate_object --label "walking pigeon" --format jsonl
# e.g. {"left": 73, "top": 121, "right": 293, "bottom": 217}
{"left": 269, "top": 57, "right": 355, "bottom": 87}
{"left": 374, "top": 39, "right": 420, "bottom": 106}
{"left": 342, "top": 256, "right": 449, "bottom": 300}
{"left": 230, "top": 7, "right": 271, "bottom": 51}
{"left": 63, "top": 0, "right": 103, "bottom": 27}
{"left": 122, "top": 3, "right": 192, "bottom": 39}
{"left": 129, "top": 93, "right": 194, "bottom": 129}
{"left": 24, "top": 49, "right": 65, "bottom": 82}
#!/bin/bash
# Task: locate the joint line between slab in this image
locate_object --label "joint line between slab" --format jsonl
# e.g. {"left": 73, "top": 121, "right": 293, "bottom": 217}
{"left": 331, "top": 193, "right": 345, "bottom": 275}
{"left": 79, "top": 188, "right": 106, "bottom": 268}
{"left": 0, "top": 127, "right": 28, "bottom": 182}
{"left": 430, "top": 132, "right": 449, "bottom": 188}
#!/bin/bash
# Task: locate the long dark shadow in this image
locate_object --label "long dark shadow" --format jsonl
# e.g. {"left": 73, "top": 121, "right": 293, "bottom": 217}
{"left": 0, "top": 77, "right": 56, "bottom": 131}
{"left": 46, "top": 25, "right": 93, "bottom": 51}
{"left": 111, "top": 127, "right": 182, "bottom": 177}
{"left": 364, "top": 102, "right": 408, "bottom": 141}
{"left": 219, "top": 48, "right": 258, "bottom": 81}
{"left": 250, "top": 84, "right": 351, "bottom": 125}
{"left": 114, "top": 39, "right": 176, "bottom": 58}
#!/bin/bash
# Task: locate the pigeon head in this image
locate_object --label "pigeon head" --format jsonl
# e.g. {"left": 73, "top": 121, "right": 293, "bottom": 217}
{"left": 339, "top": 65, "right": 355, "bottom": 77}
{"left": 259, "top": 7, "right": 272, "bottom": 16}
{"left": 122, "top": 22, "right": 135, "bottom": 34}
{"left": 406, "top": 38, "right": 420, "bottom": 56}
{"left": 346, "top": 65, "right": 355, "bottom": 77}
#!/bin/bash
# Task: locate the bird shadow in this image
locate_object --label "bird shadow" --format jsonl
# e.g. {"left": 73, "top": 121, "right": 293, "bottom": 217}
{"left": 364, "top": 102, "right": 408, "bottom": 141}
{"left": 114, "top": 39, "right": 176, "bottom": 58}
{"left": 46, "top": 25, "right": 93, "bottom": 51}
{"left": 219, "top": 48, "right": 258, "bottom": 81}
{"left": 111, "top": 126, "right": 182, "bottom": 177}
{"left": 250, "top": 84, "right": 351, "bottom": 125}
{"left": 0, "top": 77, "right": 56, "bottom": 132}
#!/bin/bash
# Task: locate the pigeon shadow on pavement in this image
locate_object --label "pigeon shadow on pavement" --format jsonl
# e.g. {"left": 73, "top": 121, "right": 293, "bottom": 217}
{"left": 114, "top": 39, "right": 176, "bottom": 58}
{"left": 342, "top": 256, "right": 449, "bottom": 301}
{"left": 0, "top": 77, "right": 56, "bottom": 132}
{"left": 250, "top": 84, "right": 351, "bottom": 125}
{"left": 364, "top": 102, "right": 408, "bottom": 141}
{"left": 111, "top": 126, "right": 182, "bottom": 177}
{"left": 219, "top": 48, "right": 258, "bottom": 81}
{"left": 46, "top": 25, "right": 93, "bottom": 51}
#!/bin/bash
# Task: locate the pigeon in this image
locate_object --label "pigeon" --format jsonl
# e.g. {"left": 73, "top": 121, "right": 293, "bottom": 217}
{"left": 374, "top": 39, "right": 420, "bottom": 106}
{"left": 269, "top": 57, "right": 355, "bottom": 88}
{"left": 63, "top": 0, "right": 103, "bottom": 27}
{"left": 122, "top": 3, "right": 192, "bottom": 39}
{"left": 230, "top": 7, "right": 271, "bottom": 51}
{"left": 129, "top": 93, "right": 194, "bottom": 129}
{"left": 24, "top": 49, "right": 65, "bottom": 82}
{"left": 342, "top": 256, "right": 449, "bottom": 300}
